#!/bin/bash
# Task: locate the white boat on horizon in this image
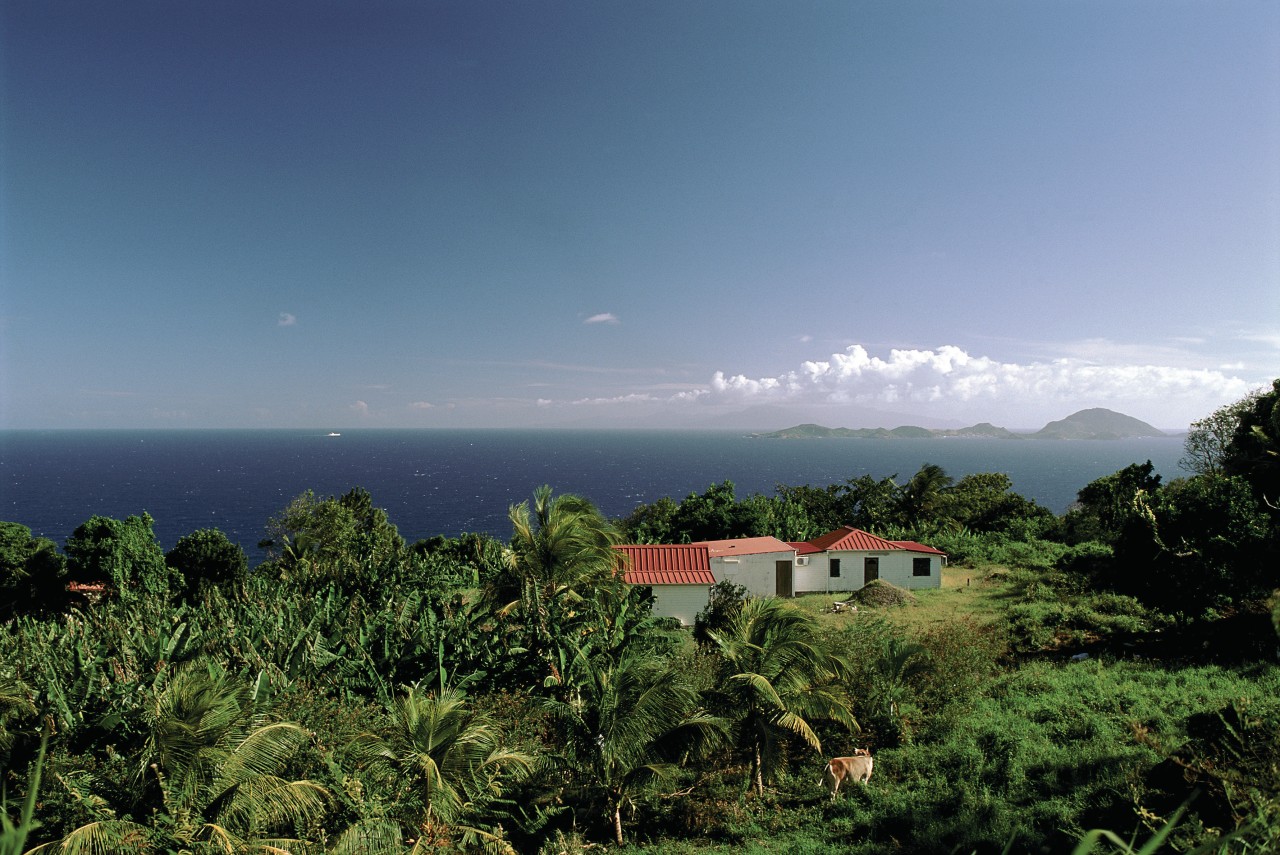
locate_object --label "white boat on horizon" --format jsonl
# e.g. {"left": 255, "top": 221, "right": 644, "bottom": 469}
{"left": 327, "top": 432, "right": 342, "bottom": 437}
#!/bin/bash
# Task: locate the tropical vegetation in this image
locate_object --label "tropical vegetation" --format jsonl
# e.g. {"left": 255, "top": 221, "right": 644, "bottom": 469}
{"left": 1, "top": 382, "right": 1278, "bottom": 852}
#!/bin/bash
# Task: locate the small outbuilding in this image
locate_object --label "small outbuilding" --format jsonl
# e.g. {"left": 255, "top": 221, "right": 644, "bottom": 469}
{"left": 613, "top": 544, "right": 715, "bottom": 626}
{"left": 699, "top": 536, "right": 799, "bottom": 599}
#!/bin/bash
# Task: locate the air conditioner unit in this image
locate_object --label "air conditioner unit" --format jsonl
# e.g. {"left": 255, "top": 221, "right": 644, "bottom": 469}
{"left": 795, "top": 556, "right": 809, "bottom": 566}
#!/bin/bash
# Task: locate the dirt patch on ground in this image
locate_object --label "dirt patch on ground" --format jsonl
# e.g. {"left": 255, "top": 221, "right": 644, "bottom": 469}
{"left": 848, "top": 579, "right": 918, "bottom": 608}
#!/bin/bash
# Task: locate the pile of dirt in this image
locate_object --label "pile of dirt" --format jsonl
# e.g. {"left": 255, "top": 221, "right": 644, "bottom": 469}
{"left": 849, "top": 579, "right": 917, "bottom": 608}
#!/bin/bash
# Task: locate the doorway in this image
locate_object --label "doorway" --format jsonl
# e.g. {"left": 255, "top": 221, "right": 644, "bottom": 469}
{"left": 776, "top": 560, "right": 794, "bottom": 597}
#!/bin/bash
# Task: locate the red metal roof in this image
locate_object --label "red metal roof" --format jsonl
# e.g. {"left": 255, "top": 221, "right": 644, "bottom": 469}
{"left": 807, "top": 526, "right": 901, "bottom": 552}
{"left": 613, "top": 544, "right": 716, "bottom": 586}
{"left": 697, "top": 536, "right": 795, "bottom": 557}
{"left": 788, "top": 541, "right": 823, "bottom": 555}
{"left": 890, "top": 540, "right": 947, "bottom": 556}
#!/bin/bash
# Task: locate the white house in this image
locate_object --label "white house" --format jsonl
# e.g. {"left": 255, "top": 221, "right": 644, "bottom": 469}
{"left": 791, "top": 527, "right": 945, "bottom": 593}
{"left": 613, "top": 544, "right": 715, "bottom": 626}
{"left": 615, "top": 529, "right": 944, "bottom": 611}
{"left": 698, "top": 536, "right": 798, "bottom": 599}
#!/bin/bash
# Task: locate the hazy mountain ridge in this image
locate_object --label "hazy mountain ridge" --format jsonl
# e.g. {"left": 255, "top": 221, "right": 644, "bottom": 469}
{"left": 759, "top": 408, "right": 1167, "bottom": 440}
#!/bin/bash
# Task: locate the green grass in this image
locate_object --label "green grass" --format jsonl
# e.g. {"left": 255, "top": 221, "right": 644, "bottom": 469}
{"left": 797, "top": 563, "right": 1016, "bottom": 637}
{"left": 627, "top": 657, "right": 1280, "bottom": 854}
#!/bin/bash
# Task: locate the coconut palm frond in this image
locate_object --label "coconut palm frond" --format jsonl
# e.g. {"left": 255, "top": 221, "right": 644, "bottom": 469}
{"left": 708, "top": 597, "right": 857, "bottom": 796}
{"left": 26, "top": 819, "right": 149, "bottom": 855}
{"left": 216, "top": 776, "right": 330, "bottom": 836}
{"left": 218, "top": 722, "right": 314, "bottom": 786}
{"left": 373, "top": 685, "right": 530, "bottom": 835}
{"left": 325, "top": 818, "right": 403, "bottom": 855}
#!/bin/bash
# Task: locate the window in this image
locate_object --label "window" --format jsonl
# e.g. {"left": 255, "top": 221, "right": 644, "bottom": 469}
{"left": 829, "top": 558, "right": 841, "bottom": 578}
{"left": 913, "top": 557, "right": 931, "bottom": 577}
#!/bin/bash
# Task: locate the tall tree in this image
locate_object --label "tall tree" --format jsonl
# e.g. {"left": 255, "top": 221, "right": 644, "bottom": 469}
{"left": 352, "top": 685, "right": 531, "bottom": 852}
{"left": 1224, "top": 378, "right": 1280, "bottom": 507}
{"left": 773, "top": 483, "right": 856, "bottom": 536}
{"left": 544, "top": 647, "right": 723, "bottom": 845}
{"left": 895, "top": 463, "right": 955, "bottom": 529}
{"left": 620, "top": 496, "right": 680, "bottom": 544}
{"left": 1119, "top": 475, "right": 1275, "bottom": 609}
{"left": 937, "top": 472, "right": 1053, "bottom": 535}
{"left": 0, "top": 522, "right": 65, "bottom": 618}
{"left": 706, "top": 598, "right": 857, "bottom": 797}
{"left": 491, "top": 486, "right": 627, "bottom": 684}
{"left": 1181, "top": 390, "right": 1263, "bottom": 476}
{"left": 670, "top": 481, "right": 768, "bottom": 543}
{"left": 64, "top": 513, "right": 179, "bottom": 602}
{"left": 1065, "top": 461, "right": 1163, "bottom": 545}
{"left": 165, "top": 528, "right": 249, "bottom": 601}
{"left": 843, "top": 473, "right": 905, "bottom": 530}
{"left": 266, "top": 487, "right": 405, "bottom": 594}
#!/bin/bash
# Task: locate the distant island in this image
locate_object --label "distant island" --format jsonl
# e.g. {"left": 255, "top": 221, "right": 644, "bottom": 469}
{"left": 757, "top": 408, "right": 1169, "bottom": 441}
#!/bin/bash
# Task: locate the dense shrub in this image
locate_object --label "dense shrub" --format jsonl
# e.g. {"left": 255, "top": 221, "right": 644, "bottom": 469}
{"left": 1006, "top": 586, "right": 1172, "bottom": 653}
{"left": 693, "top": 579, "right": 750, "bottom": 647}
{"left": 926, "top": 529, "right": 1072, "bottom": 570}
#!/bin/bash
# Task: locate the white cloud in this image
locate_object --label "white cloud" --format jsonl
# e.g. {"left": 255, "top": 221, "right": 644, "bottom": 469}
{"left": 1240, "top": 329, "right": 1280, "bottom": 349}
{"left": 707, "top": 343, "right": 1256, "bottom": 427}
{"left": 350, "top": 400, "right": 370, "bottom": 417}
{"left": 409, "top": 401, "right": 433, "bottom": 410}
{"left": 278, "top": 312, "right": 297, "bottom": 326}
{"left": 570, "top": 393, "right": 660, "bottom": 405}
{"left": 584, "top": 312, "right": 620, "bottom": 325}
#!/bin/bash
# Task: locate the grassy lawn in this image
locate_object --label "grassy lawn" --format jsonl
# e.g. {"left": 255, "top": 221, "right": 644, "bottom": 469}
{"left": 796, "top": 562, "right": 1015, "bottom": 636}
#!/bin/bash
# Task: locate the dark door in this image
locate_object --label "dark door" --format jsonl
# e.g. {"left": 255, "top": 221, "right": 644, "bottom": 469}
{"left": 864, "top": 556, "right": 880, "bottom": 584}
{"left": 776, "top": 560, "right": 793, "bottom": 597}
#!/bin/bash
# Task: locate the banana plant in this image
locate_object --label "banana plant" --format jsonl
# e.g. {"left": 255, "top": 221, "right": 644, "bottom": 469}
{"left": 27, "top": 666, "right": 330, "bottom": 854}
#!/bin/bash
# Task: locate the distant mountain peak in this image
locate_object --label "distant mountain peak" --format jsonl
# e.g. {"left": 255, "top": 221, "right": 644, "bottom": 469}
{"left": 759, "top": 408, "right": 1167, "bottom": 441}
{"left": 1032, "top": 408, "right": 1165, "bottom": 440}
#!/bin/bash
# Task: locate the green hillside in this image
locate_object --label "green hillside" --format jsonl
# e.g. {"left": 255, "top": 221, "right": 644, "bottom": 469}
{"left": 1033, "top": 407, "right": 1165, "bottom": 439}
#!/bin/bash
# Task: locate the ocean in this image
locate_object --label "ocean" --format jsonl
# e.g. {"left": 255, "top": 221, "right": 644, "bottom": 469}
{"left": 0, "top": 429, "right": 1186, "bottom": 558}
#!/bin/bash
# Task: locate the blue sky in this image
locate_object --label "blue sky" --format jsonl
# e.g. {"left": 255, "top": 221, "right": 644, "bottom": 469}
{"left": 2, "top": 1, "right": 1276, "bottom": 431}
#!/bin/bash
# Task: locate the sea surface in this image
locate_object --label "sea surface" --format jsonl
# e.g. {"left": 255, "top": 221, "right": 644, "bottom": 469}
{"left": 0, "top": 429, "right": 1186, "bottom": 558}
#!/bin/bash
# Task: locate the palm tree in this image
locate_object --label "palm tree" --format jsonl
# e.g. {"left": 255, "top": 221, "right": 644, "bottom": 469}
{"left": 351, "top": 685, "right": 531, "bottom": 853}
{"left": 706, "top": 597, "right": 857, "bottom": 797}
{"left": 0, "top": 676, "right": 36, "bottom": 762}
{"left": 29, "top": 666, "right": 329, "bottom": 854}
{"left": 543, "top": 646, "right": 724, "bottom": 845}
{"left": 865, "top": 636, "right": 933, "bottom": 745}
{"left": 896, "top": 463, "right": 954, "bottom": 529}
{"left": 489, "top": 486, "right": 627, "bottom": 684}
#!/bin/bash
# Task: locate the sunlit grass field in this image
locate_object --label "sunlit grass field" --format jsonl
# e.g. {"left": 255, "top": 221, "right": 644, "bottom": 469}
{"left": 628, "top": 566, "right": 1280, "bottom": 854}
{"left": 797, "top": 562, "right": 1012, "bottom": 633}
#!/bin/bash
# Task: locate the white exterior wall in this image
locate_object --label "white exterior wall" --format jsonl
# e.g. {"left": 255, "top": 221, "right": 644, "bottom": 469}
{"left": 825, "top": 550, "right": 893, "bottom": 591}
{"left": 880, "top": 552, "right": 943, "bottom": 589}
{"left": 647, "top": 585, "right": 712, "bottom": 626}
{"left": 710, "top": 552, "right": 793, "bottom": 599}
{"left": 793, "top": 555, "right": 834, "bottom": 593}
{"left": 800, "top": 550, "right": 943, "bottom": 592}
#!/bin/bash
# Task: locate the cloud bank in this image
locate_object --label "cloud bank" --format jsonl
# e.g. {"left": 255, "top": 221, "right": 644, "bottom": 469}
{"left": 705, "top": 344, "right": 1256, "bottom": 427}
